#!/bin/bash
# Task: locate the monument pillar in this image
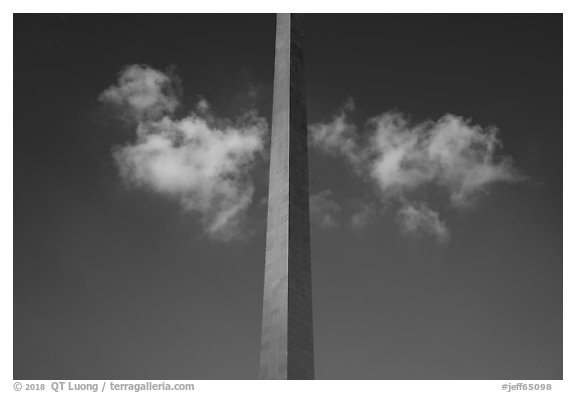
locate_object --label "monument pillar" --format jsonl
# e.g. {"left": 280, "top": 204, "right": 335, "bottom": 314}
{"left": 259, "top": 13, "right": 314, "bottom": 380}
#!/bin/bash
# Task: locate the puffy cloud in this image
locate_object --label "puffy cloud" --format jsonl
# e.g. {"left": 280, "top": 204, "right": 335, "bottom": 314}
{"left": 99, "top": 64, "right": 181, "bottom": 122}
{"left": 309, "top": 99, "right": 523, "bottom": 242}
{"left": 310, "top": 190, "right": 342, "bottom": 228}
{"left": 101, "top": 65, "right": 267, "bottom": 240}
{"left": 397, "top": 203, "right": 450, "bottom": 244}
{"left": 368, "top": 112, "right": 520, "bottom": 206}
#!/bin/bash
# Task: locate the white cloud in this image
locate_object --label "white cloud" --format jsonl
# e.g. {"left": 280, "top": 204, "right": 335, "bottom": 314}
{"left": 101, "top": 65, "right": 267, "bottom": 240}
{"left": 397, "top": 202, "right": 449, "bottom": 244}
{"left": 309, "top": 100, "right": 523, "bottom": 242}
{"left": 368, "top": 112, "right": 520, "bottom": 206}
{"left": 309, "top": 98, "right": 363, "bottom": 168}
{"left": 99, "top": 64, "right": 180, "bottom": 122}
{"left": 195, "top": 97, "right": 211, "bottom": 113}
{"left": 310, "top": 190, "right": 341, "bottom": 228}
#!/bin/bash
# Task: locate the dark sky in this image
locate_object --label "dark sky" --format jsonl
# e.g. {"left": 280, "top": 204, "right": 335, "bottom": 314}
{"left": 14, "top": 14, "right": 562, "bottom": 379}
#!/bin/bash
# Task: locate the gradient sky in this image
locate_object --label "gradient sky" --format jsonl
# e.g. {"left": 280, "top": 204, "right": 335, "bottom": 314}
{"left": 14, "top": 14, "right": 562, "bottom": 379}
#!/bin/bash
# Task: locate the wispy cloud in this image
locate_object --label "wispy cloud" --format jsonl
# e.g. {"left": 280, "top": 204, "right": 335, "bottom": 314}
{"left": 397, "top": 202, "right": 450, "bottom": 243}
{"left": 350, "top": 200, "right": 378, "bottom": 229}
{"left": 100, "top": 65, "right": 267, "bottom": 241}
{"left": 309, "top": 99, "right": 523, "bottom": 242}
{"left": 310, "top": 190, "right": 341, "bottom": 228}
{"left": 309, "top": 98, "right": 362, "bottom": 168}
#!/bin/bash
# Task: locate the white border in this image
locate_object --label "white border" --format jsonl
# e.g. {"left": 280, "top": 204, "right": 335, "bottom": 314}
{"left": 3, "top": 0, "right": 573, "bottom": 13}
{"left": 5, "top": 2, "right": 572, "bottom": 392}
